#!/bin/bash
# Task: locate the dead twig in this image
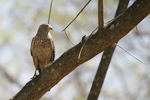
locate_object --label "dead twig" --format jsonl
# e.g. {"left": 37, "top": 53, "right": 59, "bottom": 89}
{"left": 62, "top": 0, "right": 92, "bottom": 32}
{"left": 98, "top": 0, "right": 104, "bottom": 27}
{"left": 78, "top": 36, "right": 86, "bottom": 59}
{"left": 64, "top": 30, "right": 75, "bottom": 45}
{"left": 104, "top": 15, "right": 121, "bottom": 27}
{"left": 78, "top": 27, "right": 99, "bottom": 59}
{"left": 62, "top": 0, "right": 92, "bottom": 46}
{"left": 48, "top": 0, "right": 53, "bottom": 24}
{"left": 115, "top": 43, "right": 146, "bottom": 65}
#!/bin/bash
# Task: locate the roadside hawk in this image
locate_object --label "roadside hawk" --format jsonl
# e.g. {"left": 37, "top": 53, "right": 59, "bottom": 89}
{"left": 30, "top": 24, "right": 55, "bottom": 79}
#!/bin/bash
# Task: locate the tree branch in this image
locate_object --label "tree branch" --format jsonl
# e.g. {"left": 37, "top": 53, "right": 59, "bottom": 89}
{"left": 87, "top": 0, "right": 129, "bottom": 99}
{"left": 12, "top": 0, "right": 150, "bottom": 99}
{"left": 98, "top": 0, "right": 103, "bottom": 27}
{"left": 62, "top": 0, "right": 92, "bottom": 31}
{"left": 0, "top": 66, "right": 23, "bottom": 88}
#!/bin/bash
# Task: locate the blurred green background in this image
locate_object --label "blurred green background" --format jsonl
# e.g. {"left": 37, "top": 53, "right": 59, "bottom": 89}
{"left": 0, "top": 0, "right": 150, "bottom": 100}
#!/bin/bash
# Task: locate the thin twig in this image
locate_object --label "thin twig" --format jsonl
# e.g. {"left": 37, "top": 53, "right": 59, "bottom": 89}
{"left": 48, "top": 0, "right": 53, "bottom": 24}
{"left": 78, "top": 27, "right": 99, "bottom": 59}
{"left": 91, "top": 26, "right": 99, "bottom": 35}
{"left": 104, "top": 14, "right": 121, "bottom": 26}
{"left": 78, "top": 40, "right": 86, "bottom": 59}
{"left": 115, "top": 43, "right": 146, "bottom": 65}
{"left": 62, "top": 0, "right": 92, "bottom": 32}
{"left": 64, "top": 30, "right": 75, "bottom": 45}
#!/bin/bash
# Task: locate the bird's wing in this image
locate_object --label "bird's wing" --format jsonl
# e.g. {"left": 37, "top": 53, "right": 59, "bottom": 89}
{"left": 49, "top": 38, "right": 55, "bottom": 62}
{"left": 30, "top": 37, "right": 35, "bottom": 56}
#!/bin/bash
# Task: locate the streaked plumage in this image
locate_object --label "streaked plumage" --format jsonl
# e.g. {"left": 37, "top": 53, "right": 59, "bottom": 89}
{"left": 30, "top": 24, "right": 55, "bottom": 79}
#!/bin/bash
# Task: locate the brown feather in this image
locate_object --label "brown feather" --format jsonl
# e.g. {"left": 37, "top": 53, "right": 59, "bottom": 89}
{"left": 30, "top": 24, "right": 55, "bottom": 79}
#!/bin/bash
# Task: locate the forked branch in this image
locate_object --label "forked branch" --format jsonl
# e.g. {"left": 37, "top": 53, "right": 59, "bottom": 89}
{"left": 11, "top": 0, "right": 150, "bottom": 99}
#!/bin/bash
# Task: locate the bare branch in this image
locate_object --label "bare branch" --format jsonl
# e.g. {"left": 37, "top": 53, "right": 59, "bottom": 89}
{"left": 115, "top": 43, "right": 146, "bottom": 65}
{"left": 98, "top": 0, "right": 104, "bottom": 27}
{"left": 87, "top": 0, "right": 129, "bottom": 100}
{"left": 78, "top": 27, "right": 98, "bottom": 59}
{"left": 62, "top": 0, "right": 92, "bottom": 32}
{"left": 64, "top": 30, "right": 75, "bottom": 45}
{"left": 48, "top": 0, "right": 53, "bottom": 24}
{"left": 12, "top": 0, "right": 150, "bottom": 99}
{"left": 0, "top": 66, "right": 23, "bottom": 88}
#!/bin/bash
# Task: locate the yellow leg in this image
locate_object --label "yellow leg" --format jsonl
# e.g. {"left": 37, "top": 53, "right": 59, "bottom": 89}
{"left": 31, "top": 68, "right": 37, "bottom": 79}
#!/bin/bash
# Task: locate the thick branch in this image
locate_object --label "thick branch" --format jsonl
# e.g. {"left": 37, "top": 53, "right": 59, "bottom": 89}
{"left": 12, "top": 0, "right": 150, "bottom": 99}
{"left": 87, "top": 0, "right": 129, "bottom": 99}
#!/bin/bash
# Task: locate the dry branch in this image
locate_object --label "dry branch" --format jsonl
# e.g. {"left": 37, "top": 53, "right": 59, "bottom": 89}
{"left": 62, "top": 0, "right": 92, "bottom": 31}
{"left": 12, "top": 0, "right": 150, "bottom": 99}
{"left": 78, "top": 27, "right": 98, "bottom": 59}
{"left": 87, "top": 0, "right": 129, "bottom": 99}
{"left": 98, "top": 0, "right": 103, "bottom": 27}
{"left": 48, "top": 0, "right": 53, "bottom": 24}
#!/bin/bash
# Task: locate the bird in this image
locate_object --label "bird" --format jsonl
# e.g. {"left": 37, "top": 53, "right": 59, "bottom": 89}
{"left": 30, "top": 24, "right": 55, "bottom": 79}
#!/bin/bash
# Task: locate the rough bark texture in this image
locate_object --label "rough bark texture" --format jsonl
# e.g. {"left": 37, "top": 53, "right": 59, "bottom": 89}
{"left": 87, "top": 0, "right": 129, "bottom": 100}
{"left": 12, "top": 0, "right": 150, "bottom": 99}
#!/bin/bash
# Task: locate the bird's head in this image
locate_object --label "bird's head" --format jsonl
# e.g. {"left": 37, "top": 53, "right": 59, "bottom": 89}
{"left": 39, "top": 24, "right": 53, "bottom": 32}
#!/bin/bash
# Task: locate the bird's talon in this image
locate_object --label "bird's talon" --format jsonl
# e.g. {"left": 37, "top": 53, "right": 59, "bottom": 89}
{"left": 30, "top": 76, "right": 36, "bottom": 79}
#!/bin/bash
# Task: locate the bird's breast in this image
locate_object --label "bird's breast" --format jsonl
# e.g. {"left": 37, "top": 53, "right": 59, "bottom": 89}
{"left": 34, "top": 38, "right": 52, "bottom": 52}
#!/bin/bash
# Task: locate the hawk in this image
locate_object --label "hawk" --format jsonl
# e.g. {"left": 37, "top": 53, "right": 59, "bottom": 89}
{"left": 30, "top": 24, "right": 55, "bottom": 79}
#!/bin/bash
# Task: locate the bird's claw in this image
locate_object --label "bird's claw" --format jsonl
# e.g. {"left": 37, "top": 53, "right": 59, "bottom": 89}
{"left": 30, "top": 75, "right": 37, "bottom": 79}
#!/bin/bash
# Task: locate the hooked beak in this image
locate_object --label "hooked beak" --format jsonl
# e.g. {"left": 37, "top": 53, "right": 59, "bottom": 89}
{"left": 48, "top": 25, "right": 53, "bottom": 30}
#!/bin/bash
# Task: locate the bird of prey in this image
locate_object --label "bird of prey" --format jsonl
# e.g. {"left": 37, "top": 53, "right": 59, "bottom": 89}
{"left": 30, "top": 24, "right": 55, "bottom": 79}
